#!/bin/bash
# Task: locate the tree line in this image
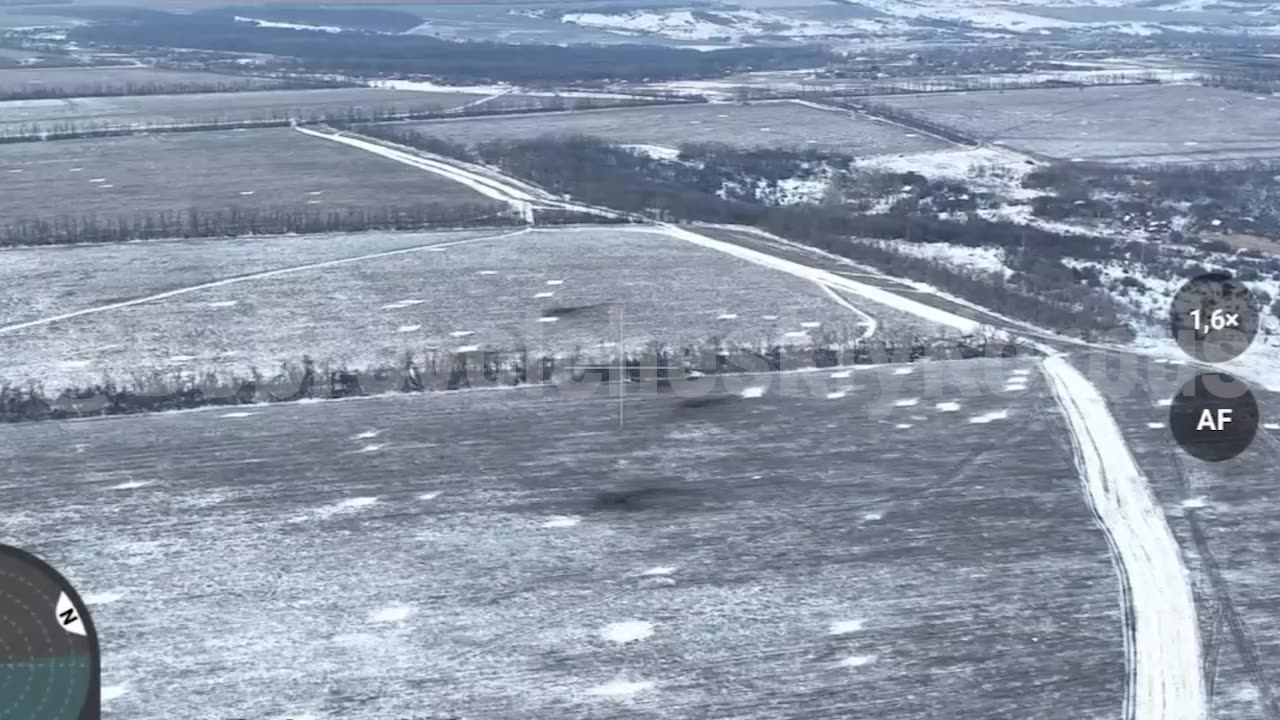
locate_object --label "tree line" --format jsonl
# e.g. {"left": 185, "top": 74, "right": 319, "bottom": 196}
{"left": 0, "top": 96, "right": 684, "bottom": 144}
{"left": 0, "top": 77, "right": 354, "bottom": 102}
{"left": 355, "top": 128, "right": 1128, "bottom": 335}
{"left": 2, "top": 333, "right": 1026, "bottom": 422}
{"left": 0, "top": 202, "right": 516, "bottom": 246}
{"left": 825, "top": 98, "right": 980, "bottom": 146}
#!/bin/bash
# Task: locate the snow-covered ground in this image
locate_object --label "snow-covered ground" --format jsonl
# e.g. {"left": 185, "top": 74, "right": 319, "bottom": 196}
{"left": 559, "top": 8, "right": 912, "bottom": 42}
{"left": 368, "top": 79, "right": 646, "bottom": 100}
{"left": 233, "top": 16, "right": 344, "bottom": 33}
{"left": 549, "top": 1, "right": 1280, "bottom": 44}
{"left": 858, "top": 146, "right": 1039, "bottom": 202}
{"left": 865, "top": 239, "right": 1013, "bottom": 279}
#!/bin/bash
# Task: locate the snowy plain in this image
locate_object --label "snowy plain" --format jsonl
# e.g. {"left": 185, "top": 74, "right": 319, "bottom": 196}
{"left": 0, "top": 359, "right": 1128, "bottom": 720}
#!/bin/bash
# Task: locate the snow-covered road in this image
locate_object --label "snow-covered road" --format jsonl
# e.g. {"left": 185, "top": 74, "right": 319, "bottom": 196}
{"left": 298, "top": 124, "right": 1206, "bottom": 720}
{"left": 1043, "top": 356, "right": 1205, "bottom": 720}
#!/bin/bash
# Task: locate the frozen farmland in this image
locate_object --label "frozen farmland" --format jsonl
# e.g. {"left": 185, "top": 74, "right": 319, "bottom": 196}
{"left": 0, "top": 128, "right": 496, "bottom": 224}
{"left": 0, "top": 226, "right": 952, "bottom": 391}
{"left": 398, "top": 99, "right": 951, "bottom": 154}
{"left": 0, "top": 359, "right": 1127, "bottom": 720}
{"left": 0, "top": 66, "right": 294, "bottom": 96}
{"left": 876, "top": 84, "right": 1280, "bottom": 165}
{"left": 1074, "top": 351, "right": 1280, "bottom": 720}
{"left": 0, "top": 87, "right": 487, "bottom": 135}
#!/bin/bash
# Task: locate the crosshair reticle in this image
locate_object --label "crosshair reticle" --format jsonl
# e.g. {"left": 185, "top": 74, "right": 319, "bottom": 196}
{"left": 0, "top": 545, "right": 99, "bottom": 720}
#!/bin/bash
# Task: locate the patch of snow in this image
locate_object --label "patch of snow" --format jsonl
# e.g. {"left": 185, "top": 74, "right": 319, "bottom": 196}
{"left": 620, "top": 144, "right": 680, "bottom": 161}
{"left": 740, "top": 386, "right": 767, "bottom": 398}
{"left": 82, "top": 590, "right": 124, "bottom": 605}
{"left": 108, "top": 480, "right": 150, "bottom": 490}
{"left": 836, "top": 654, "right": 877, "bottom": 668}
{"left": 870, "top": 238, "right": 1013, "bottom": 280}
{"left": 829, "top": 619, "right": 864, "bottom": 635}
{"left": 936, "top": 401, "right": 961, "bottom": 412}
{"left": 585, "top": 678, "right": 655, "bottom": 698}
{"left": 543, "top": 515, "right": 581, "bottom": 528}
{"left": 234, "top": 16, "right": 343, "bottom": 33}
{"left": 894, "top": 398, "right": 919, "bottom": 407}
{"left": 368, "top": 604, "right": 415, "bottom": 624}
{"left": 601, "top": 620, "right": 654, "bottom": 644}
{"left": 968, "top": 409, "right": 1010, "bottom": 424}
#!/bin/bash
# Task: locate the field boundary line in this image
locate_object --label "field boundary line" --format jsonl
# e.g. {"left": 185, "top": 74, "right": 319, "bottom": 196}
{"left": 1042, "top": 355, "right": 1205, "bottom": 720}
{"left": 0, "top": 229, "right": 528, "bottom": 335}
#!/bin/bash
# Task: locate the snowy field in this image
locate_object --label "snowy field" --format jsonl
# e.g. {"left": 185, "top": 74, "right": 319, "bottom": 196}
{"left": 0, "top": 66, "right": 291, "bottom": 96}
{"left": 0, "top": 226, "right": 948, "bottom": 391}
{"left": 0, "top": 229, "right": 494, "bottom": 327}
{"left": 0, "top": 87, "right": 482, "bottom": 134}
{"left": 1075, "top": 350, "right": 1280, "bottom": 720}
{"left": 878, "top": 84, "right": 1280, "bottom": 164}
{"left": 0, "top": 128, "right": 492, "bottom": 225}
{"left": 0, "top": 359, "right": 1128, "bottom": 720}
{"left": 400, "top": 100, "right": 950, "bottom": 155}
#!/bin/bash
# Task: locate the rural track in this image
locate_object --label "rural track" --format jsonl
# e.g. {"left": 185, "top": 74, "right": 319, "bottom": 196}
{"left": 294, "top": 124, "right": 1208, "bottom": 720}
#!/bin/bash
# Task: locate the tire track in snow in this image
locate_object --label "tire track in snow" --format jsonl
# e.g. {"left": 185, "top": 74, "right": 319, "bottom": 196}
{"left": 1043, "top": 355, "right": 1205, "bottom": 720}
{"left": 818, "top": 283, "right": 877, "bottom": 341}
{"left": 0, "top": 229, "right": 529, "bottom": 335}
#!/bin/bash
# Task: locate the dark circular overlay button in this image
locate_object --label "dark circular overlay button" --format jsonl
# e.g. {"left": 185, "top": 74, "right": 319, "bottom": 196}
{"left": 0, "top": 546, "right": 99, "bottom": 720}
{"left": 1170, "top": 272, "right": 1260, "bottom": 363}
{"left": 1169, "top": 373, "right": 1260, "bottom": 463}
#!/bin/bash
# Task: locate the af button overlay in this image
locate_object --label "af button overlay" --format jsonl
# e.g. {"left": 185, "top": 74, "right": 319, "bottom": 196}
{"left": 1169, "top": 272, "right": 1260, "bottom": 364}
{"left": 0, "top": 545, "right": 99, "bottom": 720}
{"left": 1169, "top": 373, "right": 1260, "bottom": 463}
